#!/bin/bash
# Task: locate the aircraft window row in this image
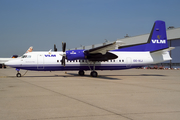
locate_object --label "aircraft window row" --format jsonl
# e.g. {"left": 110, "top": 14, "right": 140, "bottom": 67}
{"left": 57, "top": 59, "right": 124, "bottom": 63}
{"left": 21, "top": 55, "right": 31, "bottom": 58}
{"left": 119, "top": 60, "right": 124, "bottom": 62}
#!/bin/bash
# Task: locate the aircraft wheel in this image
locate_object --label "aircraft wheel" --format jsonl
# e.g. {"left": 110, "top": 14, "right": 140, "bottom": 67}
{"left": 91, "top": 71, "right": 98, "bottom": 77}
{"left": 78, "top": 70, "right": 85, "bottom": 76}
{"left": 16, "top": 73, "right": 21, "bottom": 77}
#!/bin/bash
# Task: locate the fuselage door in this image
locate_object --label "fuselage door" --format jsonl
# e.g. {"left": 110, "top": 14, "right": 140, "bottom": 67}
{"left": 37, "top": 54, "right": 44, "bottom": 69}
{"left": 126, "top": 57, "right": 132, "bottom": 68}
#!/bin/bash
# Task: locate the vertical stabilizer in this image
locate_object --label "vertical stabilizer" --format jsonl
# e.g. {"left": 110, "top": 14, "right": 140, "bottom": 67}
{"left": 115, "top": 20, "right": 169, "bottom": 52}
{"left": 146, "top": 20, "right": 168, "bottom": 52}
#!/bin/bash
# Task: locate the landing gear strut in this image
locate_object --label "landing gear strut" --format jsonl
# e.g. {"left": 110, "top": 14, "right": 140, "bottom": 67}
{"left": 86, "top": 61, "right": 98, "bottom": 77}
{"left": 90, "top": 61, "right": 98, "bottom": 77}
{"left": 16, "top": 68, "right": 21, "bottom": 77}
{"left": 78, "top": 61, "right": 98, "bottom": 77}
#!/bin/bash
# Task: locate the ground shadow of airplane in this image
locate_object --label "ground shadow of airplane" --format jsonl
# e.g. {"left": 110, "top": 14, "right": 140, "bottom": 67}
{"left": 5, "top": 73, "right": 166, "bottom": 81}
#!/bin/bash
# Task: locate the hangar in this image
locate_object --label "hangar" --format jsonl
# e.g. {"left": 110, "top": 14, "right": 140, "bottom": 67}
{"left": 75, "top": 27, "right": 180, "bottom": 68}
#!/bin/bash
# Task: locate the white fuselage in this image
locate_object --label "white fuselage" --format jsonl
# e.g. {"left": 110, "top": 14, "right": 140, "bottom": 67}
{"left": 5, "top": 50, "right": 171, "bottom": 71}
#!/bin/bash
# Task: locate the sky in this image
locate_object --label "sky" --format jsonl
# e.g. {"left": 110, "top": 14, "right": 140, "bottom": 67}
{"left": 0, "top": 0, "right": 180, "bottom": 57}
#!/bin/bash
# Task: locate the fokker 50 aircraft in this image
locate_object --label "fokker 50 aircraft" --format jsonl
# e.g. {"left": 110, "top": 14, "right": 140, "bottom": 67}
{"left": 5, "top": 20, "right": 174, "bottom": 77}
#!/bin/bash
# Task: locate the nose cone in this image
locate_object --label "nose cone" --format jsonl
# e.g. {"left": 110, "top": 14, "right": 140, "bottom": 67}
{"left": 5, "top": 59, "right": 21, "bottom": 68}
{"left": 4, "top": 61, "right": 10, "bottom": 66}
{"left": 4, "top": 61, "right": 13, "bottom": 67}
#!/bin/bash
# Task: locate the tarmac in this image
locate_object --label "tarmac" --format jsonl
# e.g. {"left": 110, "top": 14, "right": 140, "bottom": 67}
{"left": 0, "top": 68, "right": 180, "bottom": 120}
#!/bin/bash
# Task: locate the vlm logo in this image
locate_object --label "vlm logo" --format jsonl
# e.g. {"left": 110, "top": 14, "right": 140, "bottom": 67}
{"left": 70, "top": 51, "right": 76, "bottom": 54}
{"left": 151, "top": 35, "right": 166, "bottom": 44}
{"left": 45, "top": 54, "right": 56, "bottom": 57}
{"left": 151, "top": 39, "right": 166, "bottom": 44}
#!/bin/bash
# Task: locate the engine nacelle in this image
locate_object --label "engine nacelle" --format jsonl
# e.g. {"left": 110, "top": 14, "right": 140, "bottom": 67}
{"left": 66, "top": 50, "right": 86, "bottom": 60}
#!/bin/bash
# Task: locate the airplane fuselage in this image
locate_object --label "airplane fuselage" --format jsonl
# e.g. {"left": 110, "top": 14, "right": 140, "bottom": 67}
{"left": 5, "top": 50, "right": 171, "bottom": 71}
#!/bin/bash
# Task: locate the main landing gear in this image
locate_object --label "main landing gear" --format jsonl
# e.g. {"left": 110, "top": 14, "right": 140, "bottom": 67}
{"left": 90, "top": 71, "right": 98, "bottom": 77}
{"left": 78, "top": 70, "right": 98, "bottom": 77}
{"left": 16, "top": 68, "right": 21, "bottom": 77}
{"left": 78, "top": 70, "right": 85, "bottom": 76}
{"left": 78, "top": 61, "right": 98, "bottom": 77}
{"left": 89, "top": 61, "right": 98, "bottom": 77}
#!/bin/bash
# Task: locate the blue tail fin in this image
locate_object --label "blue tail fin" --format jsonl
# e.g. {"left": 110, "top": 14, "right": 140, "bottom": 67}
{"left": 146, "top": 20, "right": 168, "bottom": 52}
{"left": 115, "top": 20, "right": 169, "bottom": 52}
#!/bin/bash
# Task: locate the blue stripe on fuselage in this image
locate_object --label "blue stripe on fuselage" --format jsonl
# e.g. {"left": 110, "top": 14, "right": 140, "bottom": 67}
{"left": 14, "top": 64, "right": 143, "bottom": 71}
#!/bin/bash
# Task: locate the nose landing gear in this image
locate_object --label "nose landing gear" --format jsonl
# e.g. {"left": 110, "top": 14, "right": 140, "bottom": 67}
{"left": 16, "top": 68, "right": 21, "bottom": 77}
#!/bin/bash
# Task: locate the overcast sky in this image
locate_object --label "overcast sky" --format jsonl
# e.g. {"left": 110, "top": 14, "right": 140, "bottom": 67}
{"left": 1, "top": 0, "right": 180, "bottom": 57}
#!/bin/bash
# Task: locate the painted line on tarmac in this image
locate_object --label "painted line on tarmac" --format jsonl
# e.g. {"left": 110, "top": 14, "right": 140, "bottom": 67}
{"left": 0, "top": 76, "right": 15, "bottom": 78}
{"left": 0, "top": 76, "right": 7, "bottom": 78}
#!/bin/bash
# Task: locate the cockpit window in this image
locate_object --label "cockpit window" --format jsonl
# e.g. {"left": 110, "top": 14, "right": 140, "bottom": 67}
{"left": 27, "top": 55, "right": 31, "bottom": 58}
{"left": 21, "top": 55, "right": 27, "bottom": 58}
{"left": 21, "top": 55, "right": 31, "bottom": 58}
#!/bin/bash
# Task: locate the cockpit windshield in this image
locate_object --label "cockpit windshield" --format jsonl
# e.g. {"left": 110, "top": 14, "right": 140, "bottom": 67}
{"left": 21, "top": 55, "right": 31, "bottom": 58}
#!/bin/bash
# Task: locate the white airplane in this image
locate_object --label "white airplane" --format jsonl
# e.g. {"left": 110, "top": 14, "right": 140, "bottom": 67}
{"left": 5, "top": 20, "right": 174, "bottom": 77}
{"left": 0, "top": 46, "right": 33, "bottom": 68}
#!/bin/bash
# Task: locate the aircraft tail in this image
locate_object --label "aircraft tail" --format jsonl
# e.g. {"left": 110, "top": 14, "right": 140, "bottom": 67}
{"left": 25, "top": 46, "right": 33, "bottom": 53}
{"left": 145, "top": 20, "right": 169, "bottom": 52}
{"left": 116, "top": 20, "right": 170, "bottom": 52}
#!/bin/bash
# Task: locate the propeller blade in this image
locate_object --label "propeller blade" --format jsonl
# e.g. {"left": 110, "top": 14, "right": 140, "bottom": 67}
{"left": 54, "top": 44, "right": 57, "bottom": 52}
{"left": 61, "top": 42, "right": 66, "bottom": 67}
{"left": 62, "top": 42, "right": 66, "bottom": 52}
{"left": 61, "top": 56, "right": 66, "bottom": 67}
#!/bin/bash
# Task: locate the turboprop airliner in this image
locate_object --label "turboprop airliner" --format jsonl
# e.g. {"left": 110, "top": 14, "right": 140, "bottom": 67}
{"left": 5, "top": 20, "right": 174, "bottom": 77}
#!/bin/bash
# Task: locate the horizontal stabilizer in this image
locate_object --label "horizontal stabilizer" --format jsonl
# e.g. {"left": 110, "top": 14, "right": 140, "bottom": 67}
{"left": 150, "top": 47, "right": 175, "bottom": 54}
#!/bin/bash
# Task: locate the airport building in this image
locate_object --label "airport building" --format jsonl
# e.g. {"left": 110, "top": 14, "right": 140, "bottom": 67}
{"left": 74, "top": 27, "right": 180, "bottom": 68}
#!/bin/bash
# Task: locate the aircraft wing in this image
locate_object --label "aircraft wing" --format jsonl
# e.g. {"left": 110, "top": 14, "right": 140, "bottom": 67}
{"left": 82, "top": 41, "right": 124, "bottom": 61}
{"left": 84, "top": 41, "right": 124, "bottom": 55}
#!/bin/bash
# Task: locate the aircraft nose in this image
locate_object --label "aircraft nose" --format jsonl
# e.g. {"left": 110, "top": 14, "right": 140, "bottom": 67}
{"left": 5, "top": 60, "right": 20, "bottom": 67}
{"left": 4, "top": 61, "right": 12, "bottom": 66}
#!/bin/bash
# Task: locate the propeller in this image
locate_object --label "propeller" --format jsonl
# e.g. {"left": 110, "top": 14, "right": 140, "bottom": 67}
{"left": 54, "top": 44, "right": 57, "bottom": 52}
{"left": 61, "top": 42, "right": 66, "bottom": 67}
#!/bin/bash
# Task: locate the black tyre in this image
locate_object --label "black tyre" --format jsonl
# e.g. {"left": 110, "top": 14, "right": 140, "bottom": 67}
{"left": 78, "top": 70, "right": 85, "bottom": 76}
{"left": 90, "top": 71, "right": 98, "bottom": 77}
{"left": 16, "top": 73, "right": 21, "bottom": 77}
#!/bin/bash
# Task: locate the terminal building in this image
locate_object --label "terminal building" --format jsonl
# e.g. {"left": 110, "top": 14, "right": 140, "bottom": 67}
{"left": 74, "top": 27, "right": 180, "bottom": 68}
